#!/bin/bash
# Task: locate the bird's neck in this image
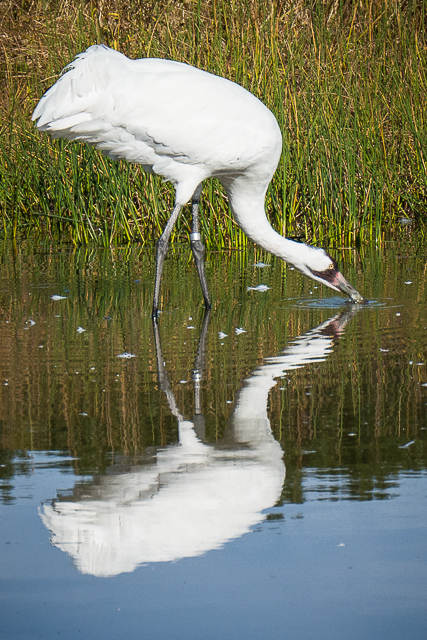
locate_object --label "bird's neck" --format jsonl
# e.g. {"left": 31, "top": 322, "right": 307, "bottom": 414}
{"left": 226, "top": 182, "right": 305, "bottom": 264}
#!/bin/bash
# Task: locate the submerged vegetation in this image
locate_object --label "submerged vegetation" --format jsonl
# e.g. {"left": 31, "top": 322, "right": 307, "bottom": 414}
{"left": 0, "top": 0, "right": 426, "bottom": 247}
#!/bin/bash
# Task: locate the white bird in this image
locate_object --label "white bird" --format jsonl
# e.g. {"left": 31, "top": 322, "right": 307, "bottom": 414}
{"left": 32, "top": 45, "right": 365, "bottom": 314}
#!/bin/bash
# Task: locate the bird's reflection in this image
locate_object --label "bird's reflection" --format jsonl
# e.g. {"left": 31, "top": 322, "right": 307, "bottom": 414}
{"left": 40, "top": 308, "right": 359, "bottom": 576}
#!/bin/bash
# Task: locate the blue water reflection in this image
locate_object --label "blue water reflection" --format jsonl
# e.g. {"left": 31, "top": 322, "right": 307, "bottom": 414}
{"left": 2, "top": 452, "right": 426, "bottom": 640}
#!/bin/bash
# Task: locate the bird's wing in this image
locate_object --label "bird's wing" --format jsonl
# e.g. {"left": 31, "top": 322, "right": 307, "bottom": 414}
{"left": 32, "top": 46, "right": 281, "bottom": 199}
{"left": 119, "top": 62, "right": 280, "bottom": 168}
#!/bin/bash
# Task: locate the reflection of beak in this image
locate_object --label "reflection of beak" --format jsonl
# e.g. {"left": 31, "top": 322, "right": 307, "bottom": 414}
{"left": 332, "top": 271, "right": 366, "bottom": 303}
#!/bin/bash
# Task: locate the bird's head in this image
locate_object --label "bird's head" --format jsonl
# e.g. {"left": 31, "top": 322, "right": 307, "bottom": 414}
{"left": 292, "top": 245, "right": 365, "bottom": 303}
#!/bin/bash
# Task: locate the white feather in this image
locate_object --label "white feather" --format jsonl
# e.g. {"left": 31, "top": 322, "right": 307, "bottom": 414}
{"left": 33, "top": 45, "right": 280, "bottom": 203}
{"left": 33, "top": 45, "right": 363, "bottom": 301}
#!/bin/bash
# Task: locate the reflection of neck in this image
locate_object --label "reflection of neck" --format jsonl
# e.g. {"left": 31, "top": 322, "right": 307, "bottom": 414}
{"left": 232, "top": 316, "right": 341, "bottom": 448}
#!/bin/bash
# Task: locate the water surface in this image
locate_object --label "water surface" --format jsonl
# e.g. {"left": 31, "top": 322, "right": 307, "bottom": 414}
{"left": 0, "top": 239, "right": 426, "bottom": 639}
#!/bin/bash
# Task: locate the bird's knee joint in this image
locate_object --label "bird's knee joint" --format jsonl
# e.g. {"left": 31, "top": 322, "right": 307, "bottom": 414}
{"left": 191, "top": 240, "right": 204, "bottom": 257}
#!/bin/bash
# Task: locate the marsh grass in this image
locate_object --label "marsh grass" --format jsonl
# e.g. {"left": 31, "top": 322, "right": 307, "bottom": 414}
{"left": 1, "top": 0, "right": 426, "bottom": 247}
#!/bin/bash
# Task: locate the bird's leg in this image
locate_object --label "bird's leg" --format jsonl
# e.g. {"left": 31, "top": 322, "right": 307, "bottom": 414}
{"left": 190, "top": 193, "right": 211, "bottom": 309}
{"left": 152, "top": 202, "right": 183, "bottom": 317}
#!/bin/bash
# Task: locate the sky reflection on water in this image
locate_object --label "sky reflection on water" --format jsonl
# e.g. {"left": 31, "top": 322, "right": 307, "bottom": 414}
{"left": 2, "top": 452, "right": 426, "bottom": 640}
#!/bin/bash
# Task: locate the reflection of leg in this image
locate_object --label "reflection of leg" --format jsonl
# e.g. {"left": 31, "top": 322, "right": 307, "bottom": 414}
{"left": 153, "top": 308, "right": 211, "bottom": 439}
{"left": 192, "top": 308, "right": 211, "bottom": 440}
{"left": 190, "top": 191, "right": 211, "bottom": 310}
{"left": 152, "top": 202, "right": 183, "bottom": 317}
{"left": 193, "top": 307, "right": 211, "bottom": 374}
{"left": 152, "top": 317, "right": 183, "bottom": 421}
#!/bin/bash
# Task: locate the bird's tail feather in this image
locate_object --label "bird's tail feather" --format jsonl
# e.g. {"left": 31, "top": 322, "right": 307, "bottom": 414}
{"left": 32, "top": 44, "right": 126, "bottom": 135}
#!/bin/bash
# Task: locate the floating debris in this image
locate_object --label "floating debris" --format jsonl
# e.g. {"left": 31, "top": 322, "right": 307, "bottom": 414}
{"left": 399, "top": 440, "right": 415, "bottom": 449}
{"left": 51, "top": 295, "right": 67, "bottom": 301}
{"left": 247, "top": 284, "right": 270, "bottom": 292}
{"left": 116, "top": 352, "right": 136, "bottom": 359}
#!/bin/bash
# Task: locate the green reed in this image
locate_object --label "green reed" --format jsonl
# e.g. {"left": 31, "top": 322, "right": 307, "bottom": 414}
{"left": 0, "top": 0, "right": 426, "bottom": 247}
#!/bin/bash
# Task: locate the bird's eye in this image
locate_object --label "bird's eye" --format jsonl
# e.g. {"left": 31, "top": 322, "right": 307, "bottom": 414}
{"left": 328, "top": 264, "right": 334, "bottom": 270}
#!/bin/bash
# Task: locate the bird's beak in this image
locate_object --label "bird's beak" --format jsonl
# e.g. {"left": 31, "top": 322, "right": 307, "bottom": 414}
{"left": 332, "top": 271, "right": 366, "bottom": 303}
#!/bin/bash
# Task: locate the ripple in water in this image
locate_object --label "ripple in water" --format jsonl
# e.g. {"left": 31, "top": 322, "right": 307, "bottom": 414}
{"left": 284, "top": 297, "right": 390, "bottom": 309}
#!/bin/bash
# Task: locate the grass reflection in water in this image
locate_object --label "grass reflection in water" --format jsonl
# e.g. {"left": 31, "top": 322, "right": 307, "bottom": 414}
{"left": 0, "top": 240, "right": 426, "bottom": 512}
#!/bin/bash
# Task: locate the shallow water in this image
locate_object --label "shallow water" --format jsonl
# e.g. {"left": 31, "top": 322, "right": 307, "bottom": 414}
{"left": 0, "top": 239, "right": 426, "bottom": 639}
